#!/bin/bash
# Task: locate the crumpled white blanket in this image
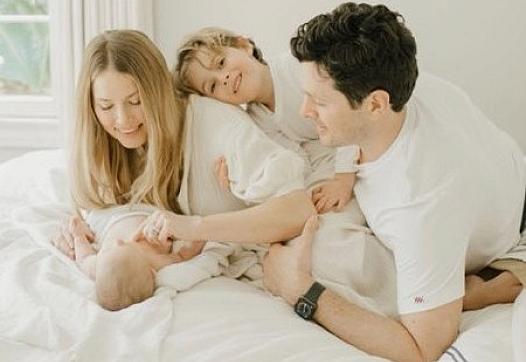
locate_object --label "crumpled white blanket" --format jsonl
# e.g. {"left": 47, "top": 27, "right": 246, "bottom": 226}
{"left": 0, "top": 150, "right": 521, "bottom": 362}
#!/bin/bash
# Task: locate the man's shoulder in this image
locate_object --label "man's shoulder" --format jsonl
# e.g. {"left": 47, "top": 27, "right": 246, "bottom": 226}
{"left": 412, "top": 72, "right": 473, "bottom": 115}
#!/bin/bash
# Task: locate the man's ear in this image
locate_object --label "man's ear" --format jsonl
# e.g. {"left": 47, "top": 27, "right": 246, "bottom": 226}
{"left": 234, "top": 36, "right": 254, "bottom": 54}
{"left": 365, "top": 89, "right": 391, "bottom": 114}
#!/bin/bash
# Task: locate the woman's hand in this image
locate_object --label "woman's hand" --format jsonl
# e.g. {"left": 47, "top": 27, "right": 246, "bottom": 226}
{"left": 50, "top": 215, "right": 95, "bottom": 260}
{"left": 133, "top": 210, "right": 203, "bottom": 244}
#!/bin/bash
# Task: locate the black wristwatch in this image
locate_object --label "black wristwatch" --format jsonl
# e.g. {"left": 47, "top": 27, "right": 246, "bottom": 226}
{"left": 294, "top": 281, "right": 326, "bottom": 320}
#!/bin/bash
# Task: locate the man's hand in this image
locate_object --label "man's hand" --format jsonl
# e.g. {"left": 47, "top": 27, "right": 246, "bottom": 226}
{"left": 311, "top": 173, "right": 356, "bottom": 214}
{"left": 214, "top": 156, "right": 231, "bottom": 192}
{"left": 263, "top": 215, "right": 319, "bottom": 304}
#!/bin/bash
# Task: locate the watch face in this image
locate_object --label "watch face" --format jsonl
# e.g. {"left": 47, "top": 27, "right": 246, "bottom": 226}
{"left": 295, "top": 298, "right": 315, "bottom": 319}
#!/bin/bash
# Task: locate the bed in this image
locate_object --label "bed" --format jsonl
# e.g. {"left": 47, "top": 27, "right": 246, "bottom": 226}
{"left": 0, "top": 149, "right": 523, "bottom": 362}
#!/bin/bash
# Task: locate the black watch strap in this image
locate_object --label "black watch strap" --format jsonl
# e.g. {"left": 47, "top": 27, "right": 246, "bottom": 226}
{"left": 294, "top": 281, "right": 326, "bottom": 320}
{"left": 303, "top": 281, "right": 326, "bottom": 304}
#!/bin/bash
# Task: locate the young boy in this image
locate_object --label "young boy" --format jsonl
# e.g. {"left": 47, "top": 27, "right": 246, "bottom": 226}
{"left": 173, "top": 27, "right": 360, "bottom": 213}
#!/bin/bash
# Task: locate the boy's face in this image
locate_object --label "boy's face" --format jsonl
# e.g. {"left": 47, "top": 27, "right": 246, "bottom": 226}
{"left": 185, "top": 47, "right": 263, "bottom": 105}
{"left": 300, "top": 62, "right": 370, "bottom": 147}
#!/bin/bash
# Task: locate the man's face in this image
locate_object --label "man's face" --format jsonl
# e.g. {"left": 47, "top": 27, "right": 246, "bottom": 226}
{"left": 300, "top": 62, "right": 369, "bottom": 147}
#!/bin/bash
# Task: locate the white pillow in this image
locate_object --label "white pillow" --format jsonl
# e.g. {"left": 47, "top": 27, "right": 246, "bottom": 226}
{"left": 179, "top": 96, "right": 305, "bottom": 216}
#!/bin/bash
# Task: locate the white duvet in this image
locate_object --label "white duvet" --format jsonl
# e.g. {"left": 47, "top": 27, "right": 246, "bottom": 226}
{"left": 0, "top": 149, "right": 523, "bottom": 361}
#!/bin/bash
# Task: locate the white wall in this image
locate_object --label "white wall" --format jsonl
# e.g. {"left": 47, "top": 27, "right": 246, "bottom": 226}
{"left": 154, "top": 0, "right": 526, "bottom": 153}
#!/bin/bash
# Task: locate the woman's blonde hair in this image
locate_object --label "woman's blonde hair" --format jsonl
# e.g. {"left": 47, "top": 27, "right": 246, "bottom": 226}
{"left": 71, "top": 30, "right": 185, "bottom": 212}
{"left": 173, "top": 27, "right": 265, "bottom": 97}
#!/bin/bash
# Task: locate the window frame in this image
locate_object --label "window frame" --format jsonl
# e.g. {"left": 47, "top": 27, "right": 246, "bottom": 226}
{"left": 0, "top": 0, "right": 65, "bottom": 149}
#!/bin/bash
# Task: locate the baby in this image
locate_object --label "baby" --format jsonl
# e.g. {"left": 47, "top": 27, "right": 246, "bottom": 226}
{"left": 70, "top": 204, "right": 204, "bottom": 311}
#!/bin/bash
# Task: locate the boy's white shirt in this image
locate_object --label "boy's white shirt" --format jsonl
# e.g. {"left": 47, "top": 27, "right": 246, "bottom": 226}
{"left": 247, "top": 53, "right": 360, "bottom": 187}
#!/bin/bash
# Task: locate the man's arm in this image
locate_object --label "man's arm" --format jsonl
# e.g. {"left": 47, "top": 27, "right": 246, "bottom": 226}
{"left": 262, "top": 224, "right": 462, "bottom": 362}
{"left": 312, "top": 287, "right": 461, "bottom": 362}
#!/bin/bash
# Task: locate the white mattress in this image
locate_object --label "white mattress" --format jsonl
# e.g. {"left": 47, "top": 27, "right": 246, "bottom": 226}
{"left": 0, "top": 150, "right": 522, "bottom": 362}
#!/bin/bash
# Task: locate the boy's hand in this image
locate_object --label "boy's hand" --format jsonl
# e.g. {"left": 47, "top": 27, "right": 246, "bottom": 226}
{"left": 311, "top": 173, "right": 356, "bottom": 214}
{"left": 214, "top": 156, "right": 231, "bottom": 192}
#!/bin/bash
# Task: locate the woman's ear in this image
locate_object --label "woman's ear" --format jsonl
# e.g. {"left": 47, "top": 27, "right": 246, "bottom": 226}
{"left": 234, "top": 36, "right": 254, "bottom": 54}
{"left": 365, "top": 89, "right": 391, "bottom": 114}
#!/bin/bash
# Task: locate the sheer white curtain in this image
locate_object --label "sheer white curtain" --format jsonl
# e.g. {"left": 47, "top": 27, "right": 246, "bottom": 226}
{"left": 57, "top": 0, "right": 154, "bottom": 138}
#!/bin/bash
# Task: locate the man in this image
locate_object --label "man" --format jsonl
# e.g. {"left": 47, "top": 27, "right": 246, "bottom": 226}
{"left": 263, "top": 3, "right": 526, "bottom": 361}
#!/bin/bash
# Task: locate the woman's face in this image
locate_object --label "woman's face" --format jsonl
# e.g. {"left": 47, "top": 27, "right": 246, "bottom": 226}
{"left": 92, "top": 68, "right": 147, "bottom": 149}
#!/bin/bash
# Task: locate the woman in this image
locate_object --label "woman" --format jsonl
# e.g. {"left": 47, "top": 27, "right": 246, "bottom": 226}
{"left": 53, "top": 29, "right": 314, "bottom": 258}
{"left": 52, "top": 29, "right": 184, "bottom": 256}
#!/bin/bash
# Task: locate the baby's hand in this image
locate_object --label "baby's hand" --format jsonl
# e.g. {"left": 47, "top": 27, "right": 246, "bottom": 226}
{"left": 50, "top": 215, "right": 94, "bottom": 260}
{"left": 73, "top": 232, "right": 96, "bottom": 264}
{"left": 68, "top": 215, "right": 95, "bottom": 242}
{"left": 214, "top": 156, "right": 231, "bottom": 192}
{"left": 311, "top": 173, "right": 356, "bottom": 214}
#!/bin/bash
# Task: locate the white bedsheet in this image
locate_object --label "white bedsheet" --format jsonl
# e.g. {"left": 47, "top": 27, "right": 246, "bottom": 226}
{"left": 0, "top": 150, "right": 522, "bottom": 362}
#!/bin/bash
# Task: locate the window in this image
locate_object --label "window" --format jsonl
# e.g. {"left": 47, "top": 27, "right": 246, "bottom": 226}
{"left": 0, "top": 0, "right": 61, "bottom": 149}
{"left": 0, "top": 0, "right": 153, "bottom": 155}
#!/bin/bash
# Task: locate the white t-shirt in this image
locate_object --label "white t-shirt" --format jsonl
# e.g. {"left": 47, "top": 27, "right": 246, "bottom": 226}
{"left": 84, "top": 204, "right": 157, "bottom": 248}
{"left": 247, "top": 53, "right": 359, "bottom": 186}
{"left": 353, "top": 72, "right": 526, "bottom": 314}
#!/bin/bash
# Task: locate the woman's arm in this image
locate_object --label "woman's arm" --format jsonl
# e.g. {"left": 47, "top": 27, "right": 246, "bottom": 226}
{"left": 136, "top": 190, "right": 315, "bottom": 244}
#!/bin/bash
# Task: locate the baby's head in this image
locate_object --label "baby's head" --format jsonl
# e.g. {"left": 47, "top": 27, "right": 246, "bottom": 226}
{"left": 95, "top": 240, "right": 155, "bottom": 311}
{"left": 173, "top": 27, "right": 266, "bottom": 105}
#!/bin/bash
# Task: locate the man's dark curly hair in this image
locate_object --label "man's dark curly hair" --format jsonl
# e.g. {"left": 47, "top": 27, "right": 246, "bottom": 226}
{"left": 290, "top": 2, "right": 418, "bottom": 112}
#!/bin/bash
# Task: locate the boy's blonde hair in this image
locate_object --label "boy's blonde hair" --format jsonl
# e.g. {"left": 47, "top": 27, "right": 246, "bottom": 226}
{"left": 173, "top": 27, "right": 265, "bottom": 97}
{"left": 71, "top": 30, "right": 185, "bottom": 213}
